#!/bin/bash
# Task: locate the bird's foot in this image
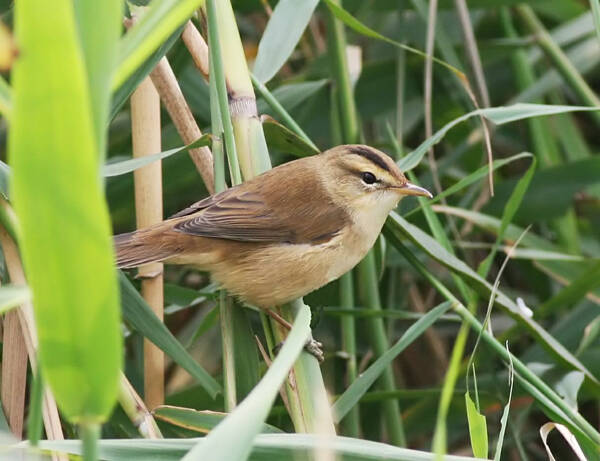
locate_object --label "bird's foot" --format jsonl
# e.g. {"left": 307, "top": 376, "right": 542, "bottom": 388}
{"left": 272, "top": 337, "right": 324, "bottom": 363}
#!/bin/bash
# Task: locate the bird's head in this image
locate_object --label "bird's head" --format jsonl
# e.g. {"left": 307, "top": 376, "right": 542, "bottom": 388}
{"left": 321, "top": 144, "right": 432, "bottom": 216}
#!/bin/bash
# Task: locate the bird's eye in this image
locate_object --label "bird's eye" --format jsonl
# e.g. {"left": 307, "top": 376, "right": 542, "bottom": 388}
{"left": 361, "top": 172, "right": 377, "bottom": 185}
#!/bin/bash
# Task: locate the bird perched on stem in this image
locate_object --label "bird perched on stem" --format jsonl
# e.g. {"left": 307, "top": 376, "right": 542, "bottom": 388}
{"left": 116, "top": 144, "right": 431, "bottom": 314}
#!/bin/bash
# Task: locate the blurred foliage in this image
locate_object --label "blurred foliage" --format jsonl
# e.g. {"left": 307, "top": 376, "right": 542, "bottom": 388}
{"left": 0, "top": 0, "right": 599, "bottom": 460}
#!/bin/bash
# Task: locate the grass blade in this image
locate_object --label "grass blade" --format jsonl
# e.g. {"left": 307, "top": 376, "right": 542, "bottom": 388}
{"left": 253, "top": 0, "right": 319, "bottom": 83}
{"left": 333, "top": 301, "right": 452, "bottom": 423}
{"left": 114, "top": 0, "right": 206, "bottom": 91}
{"left": 119, "top": 272, "right": 221, "bottom": 399}
{"left": 181, "top": 306, "right": 310, "bottom": 461}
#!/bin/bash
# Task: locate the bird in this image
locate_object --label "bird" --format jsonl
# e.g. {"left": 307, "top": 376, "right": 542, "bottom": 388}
{"left": 115, "top": 144, "right": 431, "bottom": 312}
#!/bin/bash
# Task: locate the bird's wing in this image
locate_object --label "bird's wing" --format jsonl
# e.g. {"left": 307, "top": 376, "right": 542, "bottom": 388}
{"left": 170, "top": 185, "right": 346, "bottom": 244}
{"left": 172, "top": 188, "right": 300, "bottom": 243}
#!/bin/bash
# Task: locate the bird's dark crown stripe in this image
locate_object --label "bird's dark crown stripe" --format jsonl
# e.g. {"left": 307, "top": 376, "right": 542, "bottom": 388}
{"left": 348, "top": 146, "right": 391, "bottom": 173}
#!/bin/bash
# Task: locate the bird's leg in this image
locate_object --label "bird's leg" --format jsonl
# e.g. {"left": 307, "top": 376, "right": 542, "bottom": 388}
{"left": 266, "top": 308, "right": 324, "bottom": 363}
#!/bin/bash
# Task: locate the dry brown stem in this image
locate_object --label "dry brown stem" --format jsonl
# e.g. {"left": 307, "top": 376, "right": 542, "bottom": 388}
{"left": 150, "top": 57, "right": 215, "bottom": 194}
{"left": 131, "top": 76, "right": 165, "bottom": 409}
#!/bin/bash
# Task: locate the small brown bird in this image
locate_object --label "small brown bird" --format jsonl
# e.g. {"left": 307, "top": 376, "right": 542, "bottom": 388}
{"left": 116, "top": 144, "right": 431, "bottom": 308}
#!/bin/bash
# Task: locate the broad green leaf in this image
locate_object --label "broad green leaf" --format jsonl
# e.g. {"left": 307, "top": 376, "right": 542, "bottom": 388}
{"left": 73, "top": 0, "right": 121, "bottom": 159}
{"left": 182, "top": 305, "right": 311, "bottom": 461}
{"left": 465, "top": 392, "right": 488, "bottom": 459}
{"left": 119, "top": 272, "right": 221, "bottom": 399}
{"left": 332, "top": 301, "right": 452, "bottom": 423}
{"left": 113, "top": 0, "right": 206, "bottom": 90}
{"left": 384, "top": 213, "right": 599, "bottom": 386}
{"left": 253, "top": 0, "right": 319, "bottom": 83}
{"left": 38, "top": 434, "right": 490, "bottom": 461}
{"left": 103, "top": 135, "right": 212, "bottom": 177}
{"left": 153, "top": 405, "right": 283, "bottom": 434}
{"left": 0, "top": 285, "right": 30, "bottom": 315}
{"left": 262, "top": 115, "right": 320, "bottom": 157}
{"left": 10, "top": 0, "right": 121, "bottom": 421}
{"left": 398, "top": 104, "right": 600, "bottom": 171}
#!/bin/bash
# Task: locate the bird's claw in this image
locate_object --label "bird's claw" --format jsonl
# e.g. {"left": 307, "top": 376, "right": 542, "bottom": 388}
{"left": 271, "top": 338, "right": 324, "bottom": 363}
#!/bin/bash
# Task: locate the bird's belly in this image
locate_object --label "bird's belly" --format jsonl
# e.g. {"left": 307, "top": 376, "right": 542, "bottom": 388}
{"left": 209, "top": 234, "right": 366, "bottom": 308}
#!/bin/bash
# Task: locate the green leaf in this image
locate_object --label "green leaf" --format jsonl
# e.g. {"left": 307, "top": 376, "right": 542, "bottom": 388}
{"left": 478, "top": 156, "right": 537, "bottom": 278}
{"left": 102, "top": 135, "right": 212, "bottom": 177}
{"left": 591, "top": 0, "right": 600, "bottom": 45}
{"left": 538, "top": 261, "right": 600, "bottom": 318}
{"left": 322, "top": 0, "right": 462, "bottom": 77}
{"left": 39, "top": 434, "right": 490, "bottom": 461}
{"left": 153, "top": 405, "right": 284, "bottom": 434}
{"left": 332, "top": 301, "right": 453, "bottom": 423}
{"left": 465, "top": 392, "right": 488, "bottom": 459}
{"left": 73, "top": 0, "right": 121, "bottom": 159}
{"left": 253, "top": 0, "right": 319, "bottom": 83}
{"left": 405, "top": 153, "right": 533, "bottom": 218}
{"left": 384, "top": 213, "right": 599, "bottom": 386}
{"left": 181, "top": 305, "right": 311, "bottom": 461}
{"left": 485, "top": 157, "right": 600, "bottom": 222}
{"left": 262, "top": 115, "right": 320, "bottom": 157}
{"left": 10, "top": 0, "right": 122, "bottom": 422}
{"left": 493, "top": 346, "right": 514, "bottom": 461}
{"left": 398, "top": 104, "right": 600, "bottom": 172}
{"left": 0, "top": 75, "right": 11, "bottom": 120}
{"left": 113, "top": 0, "right": 206, "bottom": 91}
{"left": 110, "top": 23, "right": 184, "bottom": 119}
{"left": 0, "top": 285, "right": 31, "bottom": 315}
{"left": 119, "top": 272, "right": 221, "bottom": 399}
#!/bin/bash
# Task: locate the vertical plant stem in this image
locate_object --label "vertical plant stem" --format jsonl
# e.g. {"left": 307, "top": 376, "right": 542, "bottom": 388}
{"left": 357, "top": 255, "right": 406, "bottom": 446}
{"left": 206, "top": 2, "right": 335, "bottom": 432}
{"left": 131, "top": 76, "right": 164, "bottom": 409}
{"left": 328, "top": 0, "right": 405, "bottom": 445}
{"left": 339, "top": 273, "right": 360, "bottom": 437}
{"left": 326, "top": 1, "right": 358, "bottom": 144}
{"left": 80, "top": 422, "right": 100, "bottom": 461}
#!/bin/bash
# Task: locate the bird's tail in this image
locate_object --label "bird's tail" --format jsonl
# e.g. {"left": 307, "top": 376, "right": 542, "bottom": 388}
{"left": 114, "top": 227, "right": 177, "bottom": 268}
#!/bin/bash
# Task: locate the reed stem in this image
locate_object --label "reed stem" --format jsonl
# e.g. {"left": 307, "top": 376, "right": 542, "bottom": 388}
{"left": 131, "top": 76, "right": 164, "bottom": 409}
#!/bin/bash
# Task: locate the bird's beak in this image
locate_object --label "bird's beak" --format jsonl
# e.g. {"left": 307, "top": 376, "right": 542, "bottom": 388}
{"left": 398, "top": 182, "right": 433, "bottom": 198}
